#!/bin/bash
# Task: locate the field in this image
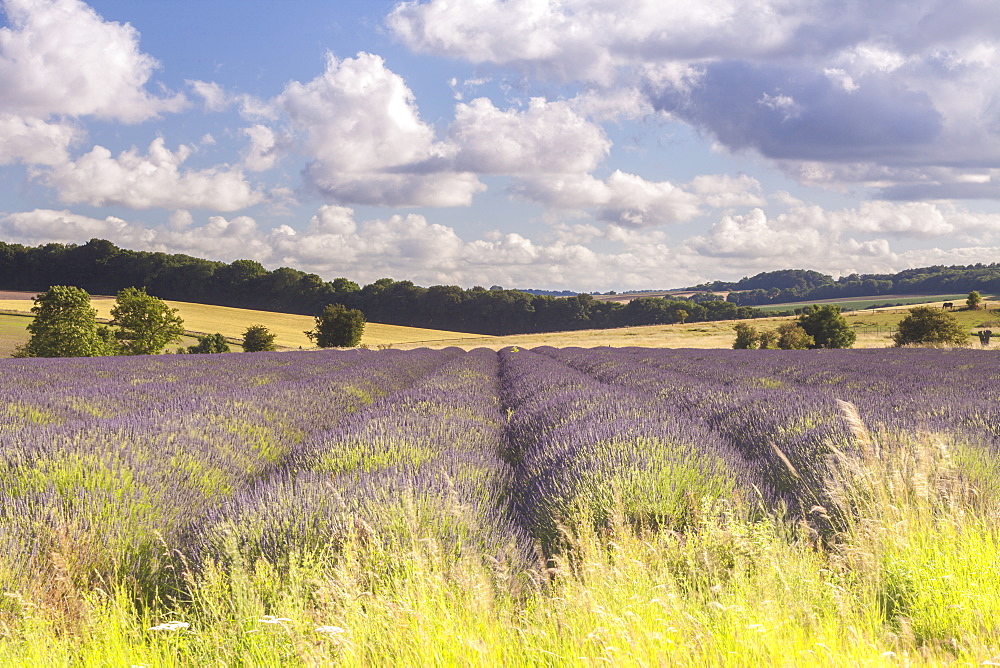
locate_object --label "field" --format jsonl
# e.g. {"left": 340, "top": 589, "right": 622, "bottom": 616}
{"left": 0, "top": 297, "right": 482, "bottom": 351}
{"left": 755, "top": 293, "right": 979, "bottom": 313}
{"left": 1, "top": 346, "right": 998, "bottom": 664}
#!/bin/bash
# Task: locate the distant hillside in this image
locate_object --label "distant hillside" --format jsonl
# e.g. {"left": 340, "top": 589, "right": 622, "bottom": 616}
{"left": 690, "top": 266, "right": 1000, "bottom": 306}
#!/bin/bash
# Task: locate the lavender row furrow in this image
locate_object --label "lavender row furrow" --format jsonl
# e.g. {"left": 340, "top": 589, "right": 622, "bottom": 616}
{"left": 0, "top": 348, "right": 462, "bottom": 592}
{"left": 498, "top": 348, "right": 753, "bottom": 548}
{"left": 195, "top": 348, "right": 529, "bottom": 571}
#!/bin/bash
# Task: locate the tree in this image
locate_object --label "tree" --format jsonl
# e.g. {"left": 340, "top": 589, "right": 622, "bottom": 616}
{"left": 242, "top": 325, "right": 277, "bottom": 352}
{"left": 967, "top": 290, "right": 982, "bottom": 310}
{"left": 306, "top": 304, "right": 366, "bottom": 348}
{"left": 893, "top": 306, "right": 969, "bottom": 346}
{"left": 187, "top": 333, "right": 230, "bottom": 354}
{"left": 14, "top": 285, "right": 112, "bottom": 358}
{"left": 732, "top": 323, "right": 760, "bottom": 349}
{"left": 110, "top": 287, "right": 185, "bottom": 355}
{"left": 797, "top": 304, "right": 856, "bottom": 349}
{"left": 775, "top": 322, "right": 814, "bottom": 350}
{"left": 758, "top": 329, "right": 779, "bottom": 349}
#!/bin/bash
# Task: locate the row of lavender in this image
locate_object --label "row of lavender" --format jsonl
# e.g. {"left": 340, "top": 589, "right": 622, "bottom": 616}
{"left": 0, "top": 349, "right": 467, "bottom": 596}
{"left": 1, "top": 346, "right": 996, "bottom": 600}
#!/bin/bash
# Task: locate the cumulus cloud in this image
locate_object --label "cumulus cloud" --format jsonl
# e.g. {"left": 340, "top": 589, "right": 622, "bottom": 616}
{"left": 388, "top": 0, "right": 810, "bottom": 85}
{"left": 240, "top": 125, "right": 283, "bottom": 172}
{"left": 188, "top": 80, "right": 230, "bottom": 112}
{"left": 277, "top": 52, "right": 483, "bottom": 207}
{"left": 0, "top": 0, "right": 184, "bottom": 168}
{"left": 682, "top": 199, "right": 1000, "bottom": 277}
{"left": 389, "top": 0, "right": 1000, "bottom": 199}
{"left": 511, "top": 170, "right": 764, "bottom": 227}
{"left": 6, "top": 202, "right": 1000, "bottom": 290}
{"left": 0, "top": 114, "right": 80, "bottom": 165}
{"left": 450, "top": 97, "right": 610, "bottom": 174}
{"left": 0, "top": 0, "right": 184, "bottom": 122}
{"left": 42, "top": 138, "right": 264, "bottom": 211}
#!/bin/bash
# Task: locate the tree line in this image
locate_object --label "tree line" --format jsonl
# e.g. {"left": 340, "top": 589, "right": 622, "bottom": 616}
{"left": 690, "top": 266, "right": 1000, "bottom": 306}
{"left": 0, "top": 239, "right": 761, "bottom": 334}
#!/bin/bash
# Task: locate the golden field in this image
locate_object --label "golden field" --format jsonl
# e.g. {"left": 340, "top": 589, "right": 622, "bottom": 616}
{"left": 0, "top": 299, "right": 483, "bottom": 351}
{"left": 1, "top": 296, "right": 996, "bottom": 355}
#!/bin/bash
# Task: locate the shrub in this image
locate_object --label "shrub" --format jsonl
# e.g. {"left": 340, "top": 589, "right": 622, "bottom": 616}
{"left": 797, "top": 304, "right": 856, "bottom": 348}
{"left": 893, "top": 306, "right": 969, "bottom": 347}
{"left": 732, "top": 323, "right": 760, "bottom": 349}
{"left": 305, "top": 304, "right": 366, "bottom": 348}
{"left": 241, "top": 325, "right": 277, "bottom": 352}
{"left": 187, "top": 333, "right": 231, "bottom": 354}
{"left": 775, "top": 322, "right": 814, "bottom": 350}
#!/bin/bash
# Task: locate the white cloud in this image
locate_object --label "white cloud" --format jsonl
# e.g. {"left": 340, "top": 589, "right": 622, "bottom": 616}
{"left": 0, "top": 113, "right": 80, "bottom": 165}
{"left": 388, "top": 0, "right": 805, "bottom": 85}
{"left": 42, "top": 138, "right": 264, "bottom": 211}
{"left": 278, "top": 51, "right": 483, "bottom": 207}
{"left": 390, "top": 0, "right": 1000, "bottom": 199}
{"left": 450, "top": 97, "right": 610, "bottom": 174}
{"left": 188, "top": 80, "right": 230, "bottom": 112}
{"left": 0, "top": 0, "right": 185, "bottom": 122}
{"left": 512, "top": 170, "right": 763, "bottom": 227}
{"left": 7, "top": 202, "right": 1000, "bottom": 291}
{"left": 240, "top": 125, "right": 283, "bottom": 172}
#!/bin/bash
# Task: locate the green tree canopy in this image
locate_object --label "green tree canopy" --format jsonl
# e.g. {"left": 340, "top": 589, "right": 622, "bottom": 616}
{"left": 306, "top": 304, "right": 366, "bottom": 348}
{"left": 893, "top": 306, "right": 969, "bottom": 347}
{"left": 732, "top": 323, "right": 760, "bottom": 349}
{"left": 242, "top": 325, "right": 277, "bottom": 352}
{"left": 797, "top": 304, "right": 856, "bottom": 349}
{"left": 187, "top": 333, "right": 230, "bottom": 354}
{"left": 110, "top": 287, "right": 185, "bottom": 355}
{"left": 775, "top": 322, "right": 815, "bottom": 350}
{"left": 15, "top": 285, "right": 112, "bottom": 358}
{"left": 967, "top": 290, "right": 983, "bottom": 309}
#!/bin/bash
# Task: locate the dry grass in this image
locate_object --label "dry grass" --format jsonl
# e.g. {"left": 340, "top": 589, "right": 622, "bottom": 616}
{"left": 395, "top": 315, "right": 898, "bottom": 350}
{"left": 2, "top": 297, "right": 994, "bottom": 354}
{"left": 0, "top": 299, "right": 483, "bottom": 350}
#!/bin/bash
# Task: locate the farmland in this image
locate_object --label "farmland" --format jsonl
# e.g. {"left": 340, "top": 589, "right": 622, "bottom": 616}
{"left": 1, "top": 346, "right": 998, "bottom": 664}
{"left": 0, "top": 296, "right": 483, "bottom": 351}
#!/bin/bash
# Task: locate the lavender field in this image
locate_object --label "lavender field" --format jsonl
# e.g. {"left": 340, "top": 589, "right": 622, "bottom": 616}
{"left": 1, "top": 346, "right": 999, "bottom": 664}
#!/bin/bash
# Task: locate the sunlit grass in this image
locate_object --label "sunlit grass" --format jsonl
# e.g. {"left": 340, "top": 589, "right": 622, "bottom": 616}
{"left": 0, "top": 299, "right": 481, "bottom": 350}
{"left": 3, "top": 425, "right": 998, "bottom": 665}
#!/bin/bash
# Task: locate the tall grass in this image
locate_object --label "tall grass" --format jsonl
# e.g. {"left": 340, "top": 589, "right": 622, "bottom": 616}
{"left": 2, "top": 404, "right": 998, "bottom": 665}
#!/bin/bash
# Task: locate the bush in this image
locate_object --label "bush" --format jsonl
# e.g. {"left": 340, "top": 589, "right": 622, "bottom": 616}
{"left": 732, "top": 323, "right": 760, "bottom": 349}
{"left": 893, "top": 306, "right": 969, "bottom": 347}
{"left": 775, "top": 322, "right": 814, "bottom": 350}
{"left": 797, "top": 304, "right": 856, "bottom": 349}
{"left": 306, "top": 304, "right": 366, "bottom": 348}
{"left": 187, "top": 333, "right": 230, "bottom": 354}
{"left": 241, "top": 325, "right": 277, "bottom": 352}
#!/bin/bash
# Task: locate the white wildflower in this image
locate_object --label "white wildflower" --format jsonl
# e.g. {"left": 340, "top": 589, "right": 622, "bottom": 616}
{"left": 259, "top": 615, "right": 293, "bottom": 624}
{"left": 316, "top": 625, "right": 347, "bottom": 635}
{"left": 148, "top": 620, "right": 189, "bottom": 631}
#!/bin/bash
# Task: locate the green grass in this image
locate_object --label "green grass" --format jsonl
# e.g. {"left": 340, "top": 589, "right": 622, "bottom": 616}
{"left": 755, "top": 293, "right": 979, "bottom": 313}
{"left": 2, "top": 415, "right": 998, "bottom": 664}
{"left": 0, "top": 313, "right": 29, "bottom": 357}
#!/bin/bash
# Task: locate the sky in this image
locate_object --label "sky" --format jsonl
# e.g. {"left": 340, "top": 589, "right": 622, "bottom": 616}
{"left": 2, "top": 0, "right": 1000, "bottom": 291}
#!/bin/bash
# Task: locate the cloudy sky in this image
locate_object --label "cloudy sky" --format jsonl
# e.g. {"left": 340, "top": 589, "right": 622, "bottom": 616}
{"left": 2, "top": 0, "right": 1000, "bottom": 291}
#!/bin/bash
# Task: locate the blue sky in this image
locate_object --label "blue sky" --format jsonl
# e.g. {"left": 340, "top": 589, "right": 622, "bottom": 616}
{"left": 2, "top": 0, "right": 1000, "bottom": 291}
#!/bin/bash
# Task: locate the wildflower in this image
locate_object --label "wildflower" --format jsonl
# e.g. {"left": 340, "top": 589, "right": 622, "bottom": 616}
{"left": 259, "top": 615, "right": 293, "bottom": 624}
{"left": 316, "top": 625, "right": 347, "bottom": 635}
{"left": 148, "top": 621, "right": 189, "bottom": 631}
